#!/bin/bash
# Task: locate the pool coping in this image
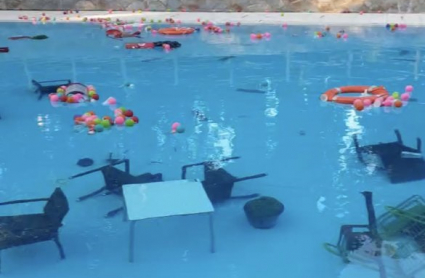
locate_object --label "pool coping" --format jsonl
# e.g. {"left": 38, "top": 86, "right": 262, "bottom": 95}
{"left": 0, "top": 10, "right": 424, "bottom": 27}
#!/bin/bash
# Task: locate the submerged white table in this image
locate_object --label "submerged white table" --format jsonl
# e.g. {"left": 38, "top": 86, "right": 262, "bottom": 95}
{"left": 122, "top": 180, "right": 215, "bottom": 262}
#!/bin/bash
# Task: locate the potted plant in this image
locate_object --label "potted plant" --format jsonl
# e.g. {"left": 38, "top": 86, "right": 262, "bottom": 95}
{"left": 244, "top": 196, "right": 284, "bottom": 229}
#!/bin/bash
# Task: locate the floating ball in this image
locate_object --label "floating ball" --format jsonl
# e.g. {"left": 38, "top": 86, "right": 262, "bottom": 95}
{"left": 394, "top": 100, "right": 403, "bottom": 108}
{"left": 263, "top": 32, "right": 271, "bottom": 38}
{"left": 171, "top": 122, "right": 180, "bottom": 132}
{"left": 363, "top": 99, "right": 372, "bottom": 107}
{"left": 342, "top": 33, "right": 348, "bottom": 39}
{"left": 57, "top": 88, "right": 65, "bottom": 93}
{"left": 119, "top": 107, "right": 127, "bottom": 112}
{"left": 94, "top": 124, "right": 104, "bottom": 132}
{"left": 107, "top": 97, "right": 117, "bottom": 105}
{"left": 353, "top": 100, "right": 364, "bottom": 111}
{"left": 131, "top": 116, "right": 139, "bottom": 123}
{"left": 60, "top": 95, "right": 68, "bottom": 102}
{"left": 392, "top": 92, "right": 399, "bottom": 99}
{"left": 336, "top": 33, "right": 341, "bottom": 39}
{"left": 94, "top": 118, "right": 102, "bottom": 125}
{"left": 50, "top": 94, "right": 59, "bottom": 102}
{"left": 115, "top": 116, "right": 125, "bottom": 125}
{"left": 382, "top": 100, "right": 392, "bottom": 107}
{"left": 91, "top": 94, "right": 99, "bottom": 101}
{"left": 125, "top": 119, "right": 135, "bottom": 127}
{"left": 401, "top": 93, "right": 410, "bottom": 101}
{"left": 124, "top": 109, "right": 133, "bottom": 117}
{"left": 101, "top": 119, "right": 111, "bottom": 128}
{"left": 176, "top": 125, "right": 185, "bottom": 133}
{"left": 405, "top": 85, "right": 413, "bottom": 92}
{"left": 67, "top": 96, "right": 75, "bottom": 103}
{"left": 256, "top": 33, "right": 262, "bottom": 39}
{"left": 72, "top": 94, "right": 80, "bottom": 102}
{"left": 250, "top": 33, "right": 256, "bottom": 40}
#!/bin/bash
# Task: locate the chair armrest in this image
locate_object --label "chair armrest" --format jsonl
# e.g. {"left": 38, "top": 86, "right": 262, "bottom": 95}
{"left": 0, "top": 198, "right": 49, "bottom": 206}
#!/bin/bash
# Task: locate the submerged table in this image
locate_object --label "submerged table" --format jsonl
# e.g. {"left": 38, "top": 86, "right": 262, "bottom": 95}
{"left": 122, "top": 179, "right": 215, "bottom": 262}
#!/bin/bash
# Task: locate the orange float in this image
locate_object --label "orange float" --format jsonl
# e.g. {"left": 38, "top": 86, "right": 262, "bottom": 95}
{"left": 320, "top": 85, "right": 389, "bottom": 105}
{"left": 158, "top": 27, "right": 195, "bottom": 35}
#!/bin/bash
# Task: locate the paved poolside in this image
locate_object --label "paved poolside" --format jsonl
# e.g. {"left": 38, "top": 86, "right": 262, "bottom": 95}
{"left": 0, "top": 10, "right": 424, "bottom": 26}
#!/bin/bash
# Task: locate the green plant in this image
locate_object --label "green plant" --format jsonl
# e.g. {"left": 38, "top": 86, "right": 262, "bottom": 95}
{"left": 244, "top": 197, "right": 284, "bottom": 219}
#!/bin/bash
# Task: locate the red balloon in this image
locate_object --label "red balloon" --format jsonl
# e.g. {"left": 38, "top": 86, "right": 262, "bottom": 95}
{"left": 124, "top": 110, "right": 133, "bottom": 117}
{"left": 131, "top": 116, "right": 139, "bottom": 123}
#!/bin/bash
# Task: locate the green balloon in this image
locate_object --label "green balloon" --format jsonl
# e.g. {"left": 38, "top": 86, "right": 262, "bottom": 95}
{"left": 125, "top": 119, "right": 135, "bottom": 127}
{"left": 94, "top": 118, "right": 102, "bottom": 125}
{"left": 101, "top": 120, "right": 111, "bottom": 128}
{"left": 119, "top": 107, "right": 127, "bottom": 112}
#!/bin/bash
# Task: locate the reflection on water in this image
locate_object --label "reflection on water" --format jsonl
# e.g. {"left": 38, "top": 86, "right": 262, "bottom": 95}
{"left": 207, "top": 122, "right": 235, "bottom": 163}
{"left": 339, "top": 109, "right": 364, "bottom": 172}
{"left": 37, "top": 114, "right": 62, "bottom": 141}
{"left": 332, "top": 109, "right": 365, "bottom": 218}
{"left": 263, "top": 78, "right": 279, "bottom": 157}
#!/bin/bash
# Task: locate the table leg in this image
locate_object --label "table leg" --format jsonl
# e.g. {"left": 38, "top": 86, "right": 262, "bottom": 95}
{"left": 129, "top": 221, "right": 136, "bottom": 262}
{"left": 209, "top": 213, "right": 215, "bottom": 253}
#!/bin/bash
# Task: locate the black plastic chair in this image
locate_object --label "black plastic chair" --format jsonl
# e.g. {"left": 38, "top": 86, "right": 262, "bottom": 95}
{"left": 353, "top": 129, "right": 425, "bottom": 184}
{"left": 0, "top": 188, "right": 69, "bottom": 272}
{"left": 70, "top": 159, "right": 163, "bottom": 217}
{"left": 181, "top": 156, "right": 267, "bottom": 203}
{"left": 32, "top": 79, "right": 71, "bottom": 100}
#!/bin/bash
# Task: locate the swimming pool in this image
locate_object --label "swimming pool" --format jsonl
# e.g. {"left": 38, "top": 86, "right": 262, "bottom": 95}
{"left": 0, "top": 20, "right": 424, "bottom": 278}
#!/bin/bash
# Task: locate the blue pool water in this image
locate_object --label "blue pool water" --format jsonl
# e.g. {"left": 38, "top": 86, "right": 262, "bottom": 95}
{"left": 0, "top": 21, "right": 424, "bottom": 278}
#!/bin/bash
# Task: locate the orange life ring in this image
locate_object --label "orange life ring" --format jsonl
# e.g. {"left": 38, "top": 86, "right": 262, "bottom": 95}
{"left": 320, "top": 85, "right": 389, "bottom": 105}
{"left": 158, "top": 27, "right": 194, "bottom": 35}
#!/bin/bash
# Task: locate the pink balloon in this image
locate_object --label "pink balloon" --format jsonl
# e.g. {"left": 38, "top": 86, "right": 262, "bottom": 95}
{"left": 50, "top": 94, "right": 59, "bottom": 102}
{"left": 115, "top": 116, "right": 125, "bottom": 125}
{"left": 383, "top": 100, "right": 393, "bottom": 107}
{"left": 171, "top": 122, "right": 180, "bottom": 131}
{"left": 363, "top": 99, "right": 372, "bottom": 107}
{"left": 88, "top": 115, "right": 98, "bottom": 121}
{"left": 353, "top": 99, "right": 363, "bottom": 106}
{"left": 250, "top": 34, "right": 256, "bottom": 40}
{"left": 342, "top": 33, "right": 348, "bottom": 39}
{"left": 264, "top": 32, "right": 271, "bottom": 38}
{"left": 107, "top": 97, "right": 117, "bottom": 105}
{"left": 401, "top": 93, "right": 410, "bottom": 101}
{"left": 405, "top": 85, "right": 413, "bottom": 92}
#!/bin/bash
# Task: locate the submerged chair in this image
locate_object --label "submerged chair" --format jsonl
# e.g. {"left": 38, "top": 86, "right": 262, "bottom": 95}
{"left": 32, "top": 79, "right": 71, "bottom": 100}
{"left": 70, "top": 159, "right": 163, "bottom": 217}
{"left": 353, "top": 129, "right": 425, "bottom": 184}
{"left": 181, "top": 156, "right": 267, "bottom": 203}
{"left": 0, "top": 188, "right": 69, "bottom": 271}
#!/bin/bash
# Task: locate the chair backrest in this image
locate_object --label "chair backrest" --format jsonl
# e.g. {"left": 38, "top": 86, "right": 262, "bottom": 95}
{"left": 102, "top": 166, "right": 163, "bottom": 191}
{"left": 43, "top": 188, "right": 69, "bottom": 225}
{"left": 204, "top": 165, "right": 236, "bottom": 186}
